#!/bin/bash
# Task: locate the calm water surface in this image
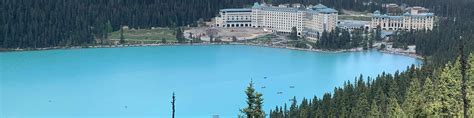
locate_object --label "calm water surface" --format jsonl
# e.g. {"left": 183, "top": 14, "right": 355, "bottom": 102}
{"left": 0, "top": 45, "right": 421, "bottom": 118}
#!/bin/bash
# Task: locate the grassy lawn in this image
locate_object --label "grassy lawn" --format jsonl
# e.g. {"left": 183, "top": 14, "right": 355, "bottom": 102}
{"left": 339, "top": 15, "right": 372, "bottom": 21}
{"left": 109, "top": 28, "right": 177, "bottom": 43}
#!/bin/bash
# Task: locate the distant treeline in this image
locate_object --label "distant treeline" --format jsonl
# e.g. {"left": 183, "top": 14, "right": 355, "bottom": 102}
{"left": 0, "top": 0, "right": 259, "bottom": 48}
{"left": 266, "top": 0, "right": 474, "bottom": 117}
{"left": 271, "top": 0, "right": 474, "bottom": 65}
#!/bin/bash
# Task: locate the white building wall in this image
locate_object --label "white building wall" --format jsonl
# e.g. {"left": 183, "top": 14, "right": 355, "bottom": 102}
{"left": 216, "top": 3, "right": 338, "bottom": 37}
{"left": 371, "top": 10, "right": 434, "bottom": 31}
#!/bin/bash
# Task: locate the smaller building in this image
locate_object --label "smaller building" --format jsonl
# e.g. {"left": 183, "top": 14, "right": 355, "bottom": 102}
{"left": 215, "top": 8, "right": 253, "bottom": 28}
{"left": 337, "top": 20, "right": 370, "bottom": 31}
{"left": 371, "top": 7, "right": 434, "bottom": 31}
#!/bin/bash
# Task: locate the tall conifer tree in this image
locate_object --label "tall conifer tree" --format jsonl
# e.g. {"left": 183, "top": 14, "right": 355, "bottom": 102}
{"left": 402, "top": 78, "right": 422, "bottom": 117}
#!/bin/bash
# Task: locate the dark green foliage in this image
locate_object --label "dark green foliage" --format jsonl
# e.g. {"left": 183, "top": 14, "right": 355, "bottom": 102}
{"left": 176, "top": 28, "right": 186, "bottom": 43}
{"left": 391, "top": 21, "right": 474, "bottom": 67}
{"left": 351, "top": 29, "right": 364, "bottom": 48}
{"left": 105, "top": 21, "right": 113, "bottom": 38}
{"left": 374, "top": 25, "right": 382, "bottom": 41}
{"left": 265, "top": 1, "right": 474, "bottom": 116}
{"left": 460, "top": 36, "right": 470, "bottom": 118}
{"left": 380, "top": 44, "right": 386, "bottom": 50}
{"left": 1, "top": 0, "right": 258, "bottom": 49}
{"left": 289, "top": 27, "right": 298, "bottom": 40}
{"left": 269, "top": 55, "right": 474, "bottom": 117}
{"left": 316, "top": 28, "right": 357, "bottom": 50}
{"left": 294, "top": 41, "right": 308, "bottom": 49}
{"left": 232, "top": 36, "right": 238, "bottom": 42}
{"left": 241, "top": 80, "right": 265, "bottom": 118}
{"left": 119, "top": 26, "right": 125, "bottom": 44}
{"left": 161, "top": 38, "right": 167, "bottom": 44}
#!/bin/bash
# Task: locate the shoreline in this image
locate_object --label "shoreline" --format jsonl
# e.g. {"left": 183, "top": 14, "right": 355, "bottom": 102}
{"left": 0, "top": 42, "right": 423, "bottom": 59}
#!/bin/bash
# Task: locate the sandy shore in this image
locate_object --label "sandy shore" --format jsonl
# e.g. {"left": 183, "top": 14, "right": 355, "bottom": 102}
{"left": 0, "top": 42, "right": 423, "bottom": 59}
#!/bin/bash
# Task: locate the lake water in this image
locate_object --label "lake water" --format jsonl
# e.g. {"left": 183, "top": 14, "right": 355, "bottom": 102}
{"left": 0, "top": 45, "right": 421, "bottom": 118}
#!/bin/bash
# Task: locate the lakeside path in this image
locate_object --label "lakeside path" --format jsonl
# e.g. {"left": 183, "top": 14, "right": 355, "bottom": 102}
{"left": 0, "top": 42, "right": 423, "bottom": 59}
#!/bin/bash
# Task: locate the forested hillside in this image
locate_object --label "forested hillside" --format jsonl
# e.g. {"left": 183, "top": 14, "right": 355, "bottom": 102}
{"left": 262, "top": 0, "right": 474, "bottom": 117}
{"left": 270, "top": 55, "right": 474, "bottom": 117}
{"left": 0, "top": 0, "right": 258, "bottom": 48}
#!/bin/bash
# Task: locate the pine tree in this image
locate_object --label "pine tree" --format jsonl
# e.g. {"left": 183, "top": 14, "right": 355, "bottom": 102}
{"left": 290, "top": 27, "right": 298, "bottom": 40}
{"left": 241, "top": 80, "right": 264, "bottom": 118}
{"left": 242, "top": 80, "right": 256, "bottom": 117}
{"left": 421, "top": 77, "right": 442, "bottom": 116}
{"left": 374, "top": 25, "right": 382, "bottom": 41}
{"left": 468, "top": 54, "right": 474, "bottom": 116}
{"left": 105, "top": 20, "right": 113, "bottom": 34}
{"left": 255, "top": 92, "right": 265, "bottom": 118}
{"left": 386, "top": 96, "right": 405, "bottom": 117}
{"left": 119, "top": 26, "right": 125, "bottom": 44}
{"left": 161, "top": 38, "right": 167, "bottom": 44}
{"left": 104, "top": 20, "right": 113, "bottom": 41}
{"left": 374, "top": 87, "right": 388, "bottom": 115}
{"left": 353, "top": 92, "right": 369, "bottom": 117}
{"left": 368, "top": 100, "right": 381, "bottom": 118}
{"left": 289, "top": 96, "right": 298, "bottom": 117}
{"left": 176, "top": 28, "right": 185, "bottom": 43}
{"left": 459, "top": 36, "right": 469, "bottom": 118}
{"left": 402, "top": 78, "right": 422, "bottom": 117}
{"left": 438, "top": 62, "right": 463, "bottom": 116}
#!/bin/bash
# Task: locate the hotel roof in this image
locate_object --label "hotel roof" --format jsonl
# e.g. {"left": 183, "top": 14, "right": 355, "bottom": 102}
{"left": 251, "top": 2, "right": 337, "bottom": 13}
{"left": 310, "top": 4, "right": 338, "bottom": 13}
{"left": 252, "top": 2, "right": 261, "bottom": 8}
{"left": 373, "top": 10, "right": 434, "bottom": 18}
{"left": 221, "top": 8, "right": 252, "bottom": 12}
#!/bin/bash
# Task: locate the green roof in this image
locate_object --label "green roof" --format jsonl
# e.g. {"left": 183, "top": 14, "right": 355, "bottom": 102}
{"left": 252, "top": 2, "right": 261, "bottom": 8}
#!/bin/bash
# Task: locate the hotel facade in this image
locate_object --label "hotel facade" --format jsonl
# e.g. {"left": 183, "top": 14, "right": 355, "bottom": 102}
{"left": 371, "top": 8, "right": 434, "bottom": 31}
{"left": 215, "top": 3, "right": 338, "bottom": 36}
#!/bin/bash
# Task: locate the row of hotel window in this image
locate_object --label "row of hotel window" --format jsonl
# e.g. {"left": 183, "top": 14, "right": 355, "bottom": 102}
{"left": 373, "top": 17, "right": 433, "bottom": 20}
{"left": 380, "top": 23, "right": 432, "bottom": 27}
{"left": 225, "top": 17, "right": 306, "bottom": 22}
{"left": 373, "top": 21, "right": 432, "bottom": 24}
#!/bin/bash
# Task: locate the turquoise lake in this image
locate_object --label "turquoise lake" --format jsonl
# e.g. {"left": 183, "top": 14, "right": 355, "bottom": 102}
{"left": 0, "top": 45, "right": 421, "bottom": 118}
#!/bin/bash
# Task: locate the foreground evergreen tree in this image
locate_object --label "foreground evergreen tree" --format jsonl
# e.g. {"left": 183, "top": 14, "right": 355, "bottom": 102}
{"left": 421, "top": 77, "right": 442, "bottom": 116}
{"left": 459, "top": 37, "right": 470, "bottom": 118}
{"left": 386, "top": 96, "right": 405, "bottom": 117}
{"left": 242, "top": 81, "right": 256, "bottom": 117}
{"left": 254, "top": 93, "right": 265, "bottom": 118}
{"left": 437, "top": 61, "right": 463, "bottom": 116}
{"left": 402, "top": 78, "right": 422, "bottom": 117}
{"left": 368, "top": 100, "right": 381, "bottom": 118}
{"left": 241, "top": 80, "right": 265, "bottom": 118}
{"left": 353, "top": 92, "right": 369, "bottom": 117}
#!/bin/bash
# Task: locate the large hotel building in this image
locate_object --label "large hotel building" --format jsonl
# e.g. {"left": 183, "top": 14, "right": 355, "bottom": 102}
{"left": 371, "top": 7, "right": 434, "bottom": 31}
{"left": 215, "top": 2, "right": 338, "bottom": 36}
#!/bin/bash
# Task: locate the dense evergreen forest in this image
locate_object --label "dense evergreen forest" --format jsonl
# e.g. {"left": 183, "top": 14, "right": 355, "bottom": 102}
{"left": 314, "top": 28, "right": 379, "bottom": 50}
{"left": 269, "top": 55, "right": 474, "bottom": 117}
{"left": 277, "top": 0, "right": 474, "bottom": 66}
{"left": 0, "top": 0, "right": 259, "bottom": 48}
{"left": 262, "top": 0, "right": 474, "bottom": 117}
